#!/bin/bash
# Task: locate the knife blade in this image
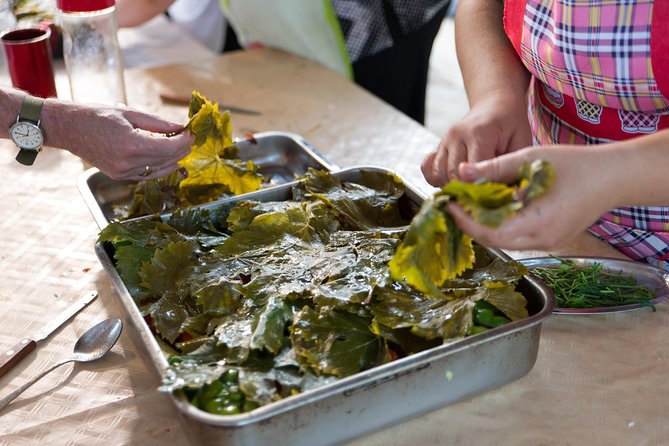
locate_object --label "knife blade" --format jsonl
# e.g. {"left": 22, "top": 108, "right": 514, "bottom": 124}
{"left": 159, "top": 91, "right": 262, "bottom": 116}
{"left": 0, "top": 290, "right": 98, "bottom": 377}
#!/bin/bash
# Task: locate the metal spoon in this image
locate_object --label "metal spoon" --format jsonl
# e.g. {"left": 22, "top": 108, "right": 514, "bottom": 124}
{"left": 0, "top": 318, "right": 123, "bottom": 412}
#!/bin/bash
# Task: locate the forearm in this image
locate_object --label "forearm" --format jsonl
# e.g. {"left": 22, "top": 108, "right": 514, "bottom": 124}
{"left": 605, "top": 130, "right": 669, "bottom": 207}
{"left": 455, "top": 0, "right": 530, "bottom": 107}
{"left": 0, "top": 88, "right": 22, "bottom": 140}
{"left": 115, "top": 0, "right": 175, "bottom": 28}
{"left": 1, "top": 87, "right": 93, "bottom": 152}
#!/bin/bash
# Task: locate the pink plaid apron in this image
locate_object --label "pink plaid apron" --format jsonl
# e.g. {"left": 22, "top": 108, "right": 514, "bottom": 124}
{"left": 504, "top": 0, "right": 669, "bottom": 270}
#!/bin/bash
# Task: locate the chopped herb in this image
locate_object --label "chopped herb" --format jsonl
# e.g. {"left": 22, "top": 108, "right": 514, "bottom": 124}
{"left": 530, "top": 257, "right": 656, "bottom": 309}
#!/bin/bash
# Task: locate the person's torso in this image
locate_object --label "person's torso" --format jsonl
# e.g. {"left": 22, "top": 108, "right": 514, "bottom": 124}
{"left": 504, "top": 0, "right": 669, "bottom": 142}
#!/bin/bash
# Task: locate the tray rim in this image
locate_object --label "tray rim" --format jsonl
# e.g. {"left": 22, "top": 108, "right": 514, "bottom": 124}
{"left": 519, "top": 255, "right": 669, "bottom": 314}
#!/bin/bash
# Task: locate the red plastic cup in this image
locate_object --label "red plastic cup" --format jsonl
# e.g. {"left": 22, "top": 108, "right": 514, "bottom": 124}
{"left": 1, "top": 26, "right": 58, "bottom": 98}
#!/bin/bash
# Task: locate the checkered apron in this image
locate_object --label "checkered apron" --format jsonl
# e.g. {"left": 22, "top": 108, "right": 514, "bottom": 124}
{"left": 504, "top": 0, "right": 669, "bottom": 270}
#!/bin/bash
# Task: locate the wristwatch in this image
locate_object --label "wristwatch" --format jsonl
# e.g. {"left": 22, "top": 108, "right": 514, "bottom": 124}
{"left": 9, "top": 95, "right": 46, "bottom": 166}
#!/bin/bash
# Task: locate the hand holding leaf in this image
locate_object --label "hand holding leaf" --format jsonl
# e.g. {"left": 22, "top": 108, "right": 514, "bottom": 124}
{"left": 389, "top": 160, "right": 554, "bottom": 294}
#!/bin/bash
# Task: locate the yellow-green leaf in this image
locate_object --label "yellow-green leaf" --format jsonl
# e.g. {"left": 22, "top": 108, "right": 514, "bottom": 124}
{"left": 389, "top": 196, "right": 475, "bottom": 297}
{"left": 180, "top": 91, "right": 263, "bottom": 195}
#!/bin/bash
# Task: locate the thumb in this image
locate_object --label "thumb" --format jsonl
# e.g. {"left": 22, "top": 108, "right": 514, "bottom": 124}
{"left": 124, "top": 109, "right": 186, "bottom": 134}
{"left": 457, "top": 155, "right": 524, "bottom": 184}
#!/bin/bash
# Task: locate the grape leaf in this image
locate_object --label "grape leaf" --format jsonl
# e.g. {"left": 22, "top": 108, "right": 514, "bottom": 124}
{"left": 290, "top": 306, "right": 390, "bottom": 377}
{"left": 476, "top": 280, "right": 529, "bottom": 321}
{"left": 389, "top": 160, "right": 554, "bottom": 294}
{"left": 516, "top": 159, "right": 556, "bottom": 203}
{"left": 440, "top": 180, "right": 521, "bottom": 228}
{"left": 388, "top": 195, "right": 475, "bottom": 297}
{"left": 370, "top": 284, "right": 475, "bottom": 340}
{"left": 139, "top": 240, "right": 198, "bottom": 299}
{"left": 297, "top": 169, "right": 408, "bottom": 230}
{"left": 180, "top": 92, "right": 263, "bottom": 194}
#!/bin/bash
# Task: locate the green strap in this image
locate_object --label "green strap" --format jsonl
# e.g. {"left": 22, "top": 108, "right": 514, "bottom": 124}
{"left": 14, "top": 95, "right": 45, "bottom": 166}
{"left": 19, "top": 95, "right": 45, "bottom": 124}
{"left": 16, "top": 148, "right": 39, "bottom": 165}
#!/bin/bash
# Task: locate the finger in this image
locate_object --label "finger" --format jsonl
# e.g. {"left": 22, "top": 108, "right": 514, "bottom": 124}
{"left": 124, "top": 162, "right": 184, "bottom": 182}
{"left": 458, "top": 152, "right": 528, "bottom": 184}
{"left": 134, "top": 131, "right": 193, "bottom": 162}
{"left": 421, "top": 151, "right": 441, "bottom": 186}
{"left": 124, "top": 108, "right": 187, "bottom": 134}
{"left": 142, "top": 162, "right": 184, "bottom": 180}
{"left": 445, "top": 140, "right": 468, "bottom": 181}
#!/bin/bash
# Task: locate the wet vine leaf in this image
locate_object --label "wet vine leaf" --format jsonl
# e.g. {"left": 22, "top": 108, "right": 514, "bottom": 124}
{"left": 291, "top": 306, "right": 390, "bottom": 377}
{"left": 389, "top": 195, "right": 474, "bottom": 297}
{"left": 180, "top": 91, "right": 263, "bottom": 195}
{"left": 440, "top": 181, "right": 520, "bottom": 228}
{"left": 117, "top": 91, "right": 264, "bottom": 219}
{"left": 98, "top": 169, "right": 532, "bottom": 414}
{"left": 389, "top": 160, "right": 554, "bottom": 293}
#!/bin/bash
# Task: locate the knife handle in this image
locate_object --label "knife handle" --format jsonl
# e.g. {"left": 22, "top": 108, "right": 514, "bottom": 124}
{"left": 0, "top": 339, "right": 36, "bottom": 378}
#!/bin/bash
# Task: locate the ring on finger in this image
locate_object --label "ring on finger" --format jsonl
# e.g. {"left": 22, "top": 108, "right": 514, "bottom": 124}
{"left": 140, "top": 165, "right": 152, "bottom": 177}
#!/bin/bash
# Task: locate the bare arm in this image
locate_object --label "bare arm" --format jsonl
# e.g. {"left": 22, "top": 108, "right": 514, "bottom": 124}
{"left": 422, "top": 0, "right": 533, "bottom": 186}
{"left": 447, "top": 130, "right": 669, "bottom": 250}
{"left": 1, "top": 87, "right": 192, "bottom": 180}
{"left": 455, "top": 0, "right": 530, "bottom": 109}
{"left": 115, "top": 0, "right": 175, "bottom": 28}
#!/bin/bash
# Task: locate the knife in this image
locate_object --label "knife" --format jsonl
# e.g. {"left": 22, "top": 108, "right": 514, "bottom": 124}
{"left": 159, "top": 92, "right": 263, "bottom": 116}
{"left": 0, "top": 290, "right": 98, "bottom": 377}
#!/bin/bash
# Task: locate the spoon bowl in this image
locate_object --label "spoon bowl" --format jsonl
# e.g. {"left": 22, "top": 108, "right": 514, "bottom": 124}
{"left": 71, "top": 318, "right": 123, "bottom": 362}
{"left": 0, "top": 318, "right": 123, "bottom": 412}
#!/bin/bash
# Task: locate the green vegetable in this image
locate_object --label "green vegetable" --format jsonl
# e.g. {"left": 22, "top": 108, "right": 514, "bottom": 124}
{"left": 193, "top": 369, "right": 255, "bottom": 415}
{"left": 472, "top": 300, "right": 511, "bottom": 328}
{"left": 530, "top": 257, "right": 656, "bottom": 309}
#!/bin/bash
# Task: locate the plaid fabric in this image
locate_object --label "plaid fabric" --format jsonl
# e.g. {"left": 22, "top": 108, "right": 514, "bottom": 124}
{"left": 588, "top": 221, "right": 669, "bottom": 271}
{"left": 521, "top": 0, "right": 667, "bottom": 112}
{"left": 513, "top": 0, "right": 669, "bottom": 269}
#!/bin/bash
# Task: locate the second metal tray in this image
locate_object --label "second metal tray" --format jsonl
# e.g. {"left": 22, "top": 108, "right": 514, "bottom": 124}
{"left": 77, "top": 131, "right": 337, "bottom": 229}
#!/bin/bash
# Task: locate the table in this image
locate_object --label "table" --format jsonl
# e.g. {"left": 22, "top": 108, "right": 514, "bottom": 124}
{"left": 1, "top": 20, "right": 668, "bottom": 446}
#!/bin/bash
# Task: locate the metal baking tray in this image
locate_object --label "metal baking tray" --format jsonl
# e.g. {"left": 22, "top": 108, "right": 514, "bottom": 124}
{"left": 78, "top": 131, "right": 337, "bottom": 229}
{"left": 95, "top": 166, "right": 554, "bottom": 446}
{"left": 520, "top": 256, "right": 669, "bottom": 314}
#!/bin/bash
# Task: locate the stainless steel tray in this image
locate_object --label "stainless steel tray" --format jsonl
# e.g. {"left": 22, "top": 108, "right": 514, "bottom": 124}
{"left": 520, "top": 256, "right": 669, "bottom": 314}
{"left": 78, "top": 131, "right": 337, "bottom": 229}
{"left": 95, "top": 166, "right": 554, "bottom": 446}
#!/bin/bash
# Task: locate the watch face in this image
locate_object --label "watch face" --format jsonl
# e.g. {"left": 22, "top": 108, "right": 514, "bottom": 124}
{"left": 10, "top": 121, "right": 44, "bottom": 150}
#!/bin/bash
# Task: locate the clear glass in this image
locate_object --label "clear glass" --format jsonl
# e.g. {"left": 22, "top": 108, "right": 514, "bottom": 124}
{"left": 57, "top": 5, "right": 126, "bottom": 105}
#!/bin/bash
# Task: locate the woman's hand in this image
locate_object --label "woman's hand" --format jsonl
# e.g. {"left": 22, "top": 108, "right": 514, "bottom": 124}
{"left": 42, "top": 100, "right": 193, "bottom": 181}
{"left": 421, "top": 93, "right": 532, "bottom": 187}
{"left": 445, "top": 145, "right": 619, "bottom": 251}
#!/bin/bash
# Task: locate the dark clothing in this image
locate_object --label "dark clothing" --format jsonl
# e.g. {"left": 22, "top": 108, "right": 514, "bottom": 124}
{"left": 350, "top": 4, "right": 449, "bottom": 123}
{"left": 222, "top": 23, "right": 242, "bottom": 52}
{"left": 222, "top": 0, "right": 451, "bottom": 124}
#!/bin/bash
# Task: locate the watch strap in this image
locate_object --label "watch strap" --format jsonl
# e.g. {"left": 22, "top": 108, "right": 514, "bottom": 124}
{"left": 16, "top": 148, "right": 39, "bottom": 166}
{"left": 14, "top": 95, "right": 45, "bottom": 166}
{"left": 19, "top": 95, "right": 45, "bottom": 124}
